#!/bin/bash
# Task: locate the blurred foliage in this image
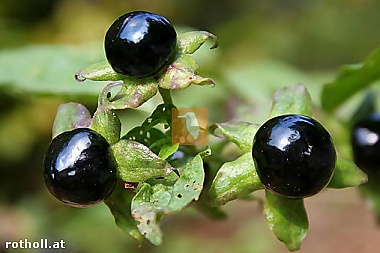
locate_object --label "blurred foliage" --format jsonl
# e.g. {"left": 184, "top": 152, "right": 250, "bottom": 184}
{"left": 1, "top": 0, "right": 380, "bottom": 252}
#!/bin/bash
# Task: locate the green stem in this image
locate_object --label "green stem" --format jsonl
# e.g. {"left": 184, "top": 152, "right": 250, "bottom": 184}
{"left": 159, "top": 87, "right": 173, "bottom": 105}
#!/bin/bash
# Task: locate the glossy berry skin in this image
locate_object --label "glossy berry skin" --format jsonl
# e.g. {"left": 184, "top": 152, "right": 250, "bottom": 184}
{"left": 104, "top": 11, "right": 177, "bottom": 78}
{"left": 252, "top": 114, "right": 336, "bottom": 198}
{"left": 351, "top": 113, "right": 380, "bottom": 177}
{"left": 43, "top": 128, "right": 117, "bottom": 208}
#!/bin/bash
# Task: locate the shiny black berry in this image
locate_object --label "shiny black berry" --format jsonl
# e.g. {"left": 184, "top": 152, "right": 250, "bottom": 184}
{"left": 351, "top": 113, "right": 380, "bottom": 177}
{"left": 252, "top": 114, "right": 336, "bottom": 198}
{"left": 43, "top": 128, "right": 117, "bottom": 207}
{"left": 104, "top": 11, "right": 177, "bottom": 78}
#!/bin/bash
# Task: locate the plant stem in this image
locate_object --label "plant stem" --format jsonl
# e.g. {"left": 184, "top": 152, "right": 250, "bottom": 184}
{"left": 158, "top": 87, "right": 173, "bottom": 105}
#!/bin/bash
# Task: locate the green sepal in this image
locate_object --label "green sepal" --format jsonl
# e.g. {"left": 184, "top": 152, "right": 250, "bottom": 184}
{"left": 75, "top": 60, "right": 125, "bottom": 82}
{"left": 210, "top": 122, "right": 259, "bottom": 153}
{"left": 328, "top": 156, "right": 368, "bottom": 188}
{"left": 104, "top": 184, "right": 144, "bottom": 243}
{"left": 208, "top": 153, "right": 263, "bottom": 206}
{"left": 74, "top": 31, "right": 217, "bottom": 97}
{"left": 111, "top": 139, "right": 175, "bottom": 182}
{"left": 270, "top": 84, "right": 312, "bottom": 118}
{"left": 97, "top": 81, "right": 158, "bottom": 111}
{"left": 176, "top": 31, "right": 218, "bottom": 54}
{"left": 158, "top": 54, "right": 215, "bottom": 89}
{"left": 321, "top": 46, "right": 380, "bottom": 112}
{"left": 90, "top": 109, "right": 121, "bottom": 145}
{"left": 264, "top": 191, "right": 309, "bottom": 252}
{"left": 52, "top": 102, "right": 91, "bottom": 138}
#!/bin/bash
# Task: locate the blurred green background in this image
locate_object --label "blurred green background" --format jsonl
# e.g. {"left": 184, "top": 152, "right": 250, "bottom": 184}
{"left": 1, "top": 0, "right": 380, "bottom": 252}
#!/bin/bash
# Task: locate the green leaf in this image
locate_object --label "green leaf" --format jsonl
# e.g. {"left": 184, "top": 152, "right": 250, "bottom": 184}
{"left": 158, "top": 54, "right": 215, "bottom": 89}
{"left": 0, "top": 44, "right": 103, "bottom": 96}
{"left": 75, "top": 60, "right": 124, "bottom": 82}
{"left": 122, "top": 103, "right": 176, "bottom": 154}
{"left": 270, "top": 84, "right": 312, "bottom": 118}
{"left": 125, "top": 127, "right": 169, "bottom": 155}
{"left": 104, "top": 185, "right": 143, "bottom": 242}
{"left": 52, "top": 103, "right": 91, "bottom": 138}
{"left": 165, "top": 154, "right": 205, "bottom": 213}
{"left": 158, "top": 143, "right": 180, "bottom": 159}
{"left": 208, "top": 153, "right": 264, "bottom": 206}
{"left": 111, "top": 139, "right": 175, "bottom": 182}
{"left": 97, "top": 81, "right": 158, "bottom": 111}
{"left": 210, "top": 122, "right": 259, "bottom": 153}
{"left": 176, "top": 31, "right": 218, "bottom": 54}
{"left": 321, "top": 47, "right": 380, "bottom": 112}
{"left": 130, "top": 155, "right": 205, "bottom": 245}
{"left": 264, "top": 191, "right": 308, "bottom": 251}
{"left": 131, "top": 183, "right": 163, "bottom": 246}
{"left": 141, "top": 103, "right": 176, "bottom": 129}
{"left": 328, "top": 156, "right": 368, "bottom": 188}
{"left": 90, "top": 109, "right": 121, "bottom": 145}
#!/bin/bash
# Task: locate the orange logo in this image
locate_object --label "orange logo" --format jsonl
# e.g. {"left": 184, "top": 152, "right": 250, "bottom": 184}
{"left": 172, "top": 108, "right": 208, "bottom": 146}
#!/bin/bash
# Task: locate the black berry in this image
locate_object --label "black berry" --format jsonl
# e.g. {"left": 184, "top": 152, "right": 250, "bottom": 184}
{"left": 104, "top": 11, "right": 177, "bottom": 78}
{"left": 252, "top": 114, "right": 336, "bottom": 198}
{"left": 351, "top": 113, "right": 380, "bottom": 177}
{"left": 43, "top": 128, "right": 117, "bottom": 207}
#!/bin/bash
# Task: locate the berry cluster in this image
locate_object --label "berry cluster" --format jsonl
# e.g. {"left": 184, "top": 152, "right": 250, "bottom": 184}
{"left": 45, "top": 11, "right": 340, "bottom": 206}
{"left": 44, "top": 11, "right": 177, "bottom": 207}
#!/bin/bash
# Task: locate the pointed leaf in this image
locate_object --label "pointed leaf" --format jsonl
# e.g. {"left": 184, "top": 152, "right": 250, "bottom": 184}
{"left": 210, "top": 122, "right": 259, "bottom": 153}
{"left": 177, "top": 31, "right": 218, "bottom": 54}
{"left": 328, "top": 156, "right": 368, "bottom": 188}
{"left": 52, "top": 103, "right": 91, "bottom": 138}
{"left": 90, "top": 109, "right": 121, "bottom": 145}
{"left": 104, "top": 185, "right": 143, "bottom": 242}
{"left": 97, "top": 81, "right": 158, "bottom": 111}
{"left": 158, "top": 143, "right": 180, "bottom": 159}
{"left": 208, "top": 153, "right": 264, "bottom": 206}
{"left": 270, "top": 84, "right": 312, "bottom": 118}
{"left": 75, "top": 60, "right": 124, "bottom": 82}
{"left": 124, "top": 127, "right": 169, "bottom": 155}
{"left": 142, "top": 103, "right": 176, "bottom": 129}
{"left": 165, "top": 154, "right": 205, "bottom": 212}
{"left": 122, "top": 104, "right": 176, "bottom": 154}
{"left": 264, "top": 191, "right": 308, "bottom": 251}
{"left": 321, "top": 47, "right": 380, "bottom": 112}
{"left": 111, "top": 139, "right": 175, "bottom": 182}
{"left": 141, "top": 155, "right": 205, "bottom": 214}
{"left": 158, "top": 54, "right": 215, "bottom": 89}
{"left": 131, "top": 184, "right": 163, "bottom": 245}
{"left": 129, "top": 155, "right": 205, "bottom": 245}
